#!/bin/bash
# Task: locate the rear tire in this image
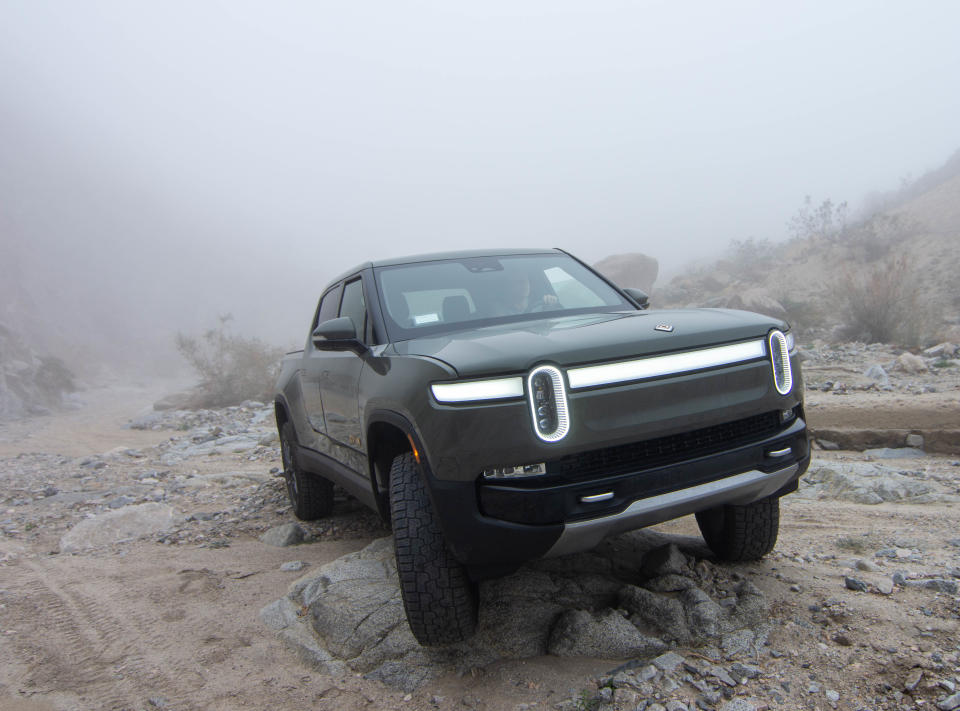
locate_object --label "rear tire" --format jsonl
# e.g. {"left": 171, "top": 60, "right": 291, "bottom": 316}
{"left": 279, "top": 421, "right": 334, "bottom": 520}
{"left": 389, "top": 452, "right": 478, "bottom": 645}
{"left": 695, "top": 494, "right": 780, "bottom": 561}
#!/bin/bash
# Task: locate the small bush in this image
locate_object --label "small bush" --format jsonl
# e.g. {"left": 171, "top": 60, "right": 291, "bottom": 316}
{"left": 175, "top": 315, "right": 283, "bottom": 408}
{"left": 836, "top": 533, "right": 881, "bottom": 554}
{"left": 831, "top": 256, "right": 931, "bottom": 346}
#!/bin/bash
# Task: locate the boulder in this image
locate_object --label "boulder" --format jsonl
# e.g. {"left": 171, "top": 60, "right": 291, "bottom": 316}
{"left": 261, "top": 532, "right": 772, "bottom": 690}
{"left": 59, "top": 503, "right": 176, "bottom": 552}
{"left": 796, "top": 462, "right": 957, "bottom": 504}
{"left": 864, "top": 364, "right": 890, "bottom": 386}
{"left": 260, "top": 523, "right": 306, "bottom": 547}
{"left": 724, "top": 289, "right": 788, "bottom": 319}
{"left": 593, "top": 253, "right": 659, "bottom": 293}
{"left": 547, "top": 609, "right": 666, "bottom": 658}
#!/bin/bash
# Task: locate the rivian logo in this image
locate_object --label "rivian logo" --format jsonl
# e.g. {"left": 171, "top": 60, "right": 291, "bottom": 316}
{"left": 655, "top": 323, "right": 674, "bottom": 332}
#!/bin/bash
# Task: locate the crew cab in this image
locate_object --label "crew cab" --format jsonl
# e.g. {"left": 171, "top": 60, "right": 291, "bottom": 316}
{"left": 273, "top": 248, "right": 809, "bottom": 645}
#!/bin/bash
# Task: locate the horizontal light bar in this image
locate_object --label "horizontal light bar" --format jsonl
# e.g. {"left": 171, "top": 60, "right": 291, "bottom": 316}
{"left": 431, "top": 377, "right": 524, "bottom": 403}
{"left": 567, "top": 339, "right": 767, "bottom": 390}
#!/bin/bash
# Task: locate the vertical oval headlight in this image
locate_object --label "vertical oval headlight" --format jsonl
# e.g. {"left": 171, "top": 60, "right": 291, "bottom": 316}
{"left": 769, "top": 330, "right": 793, "bottom": 395}
{"left": 527, "top": 365, "right": 570, "bottom": 442}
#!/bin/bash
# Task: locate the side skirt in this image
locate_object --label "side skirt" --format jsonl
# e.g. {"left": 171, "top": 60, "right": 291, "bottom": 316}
{"left": 297, "top": 445, "right": 379, "bottom": 512}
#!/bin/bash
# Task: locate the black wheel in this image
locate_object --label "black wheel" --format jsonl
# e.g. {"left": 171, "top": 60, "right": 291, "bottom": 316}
{"left": 695, "top": 494, "right": 780, "bottom": 561}
{"left": 389, "top": 452, "right": 478, "bottom": 645}
{"left": 279, "top": 421, "right": 334, "bottom": 520}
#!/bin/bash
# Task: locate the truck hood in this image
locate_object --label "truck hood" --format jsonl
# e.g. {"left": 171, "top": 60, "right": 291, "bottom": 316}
{"left": 391, "top": 308, "right": 786, "bottom": 377}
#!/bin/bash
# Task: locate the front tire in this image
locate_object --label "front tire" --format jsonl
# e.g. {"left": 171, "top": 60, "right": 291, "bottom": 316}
{"left": 695, "top": 494, "right": 780, "bottom": 561}
{"left": 279, "top": 421, "right": 334, "bottom": 520}
{"left": 389, "top": 452, "right": 478, "bottom": 645}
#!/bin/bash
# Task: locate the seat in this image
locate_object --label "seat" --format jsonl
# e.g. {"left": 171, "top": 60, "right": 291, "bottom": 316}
{"left": 442, "top": 295, "right": 471, "bottom": 322}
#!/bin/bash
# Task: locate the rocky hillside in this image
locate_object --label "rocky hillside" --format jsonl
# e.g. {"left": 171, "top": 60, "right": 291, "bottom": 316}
{"left": 648, "top": 150, "right": 960, "bottom": 346}
{"left": 0, "top": 323, "right": 77, "bottom": 419}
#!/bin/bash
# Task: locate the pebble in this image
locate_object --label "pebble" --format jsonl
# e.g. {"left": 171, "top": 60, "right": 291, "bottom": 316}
{"left": 280, "top": 560, "right": 307, "bottom": 572}
{"left": 652, "top": 651, "right": 686, "bottom": 673}
{"left": 825, "top": 689, "right": 840, "bottom": 703}
{"left": 905, "top": 668, "right": 923, "bottom": 691}
{"left": 844, "top": 576, "right": 868, "bottom": 592}
{"left": 855, "top": 559, "right": 879, "bottom": 572}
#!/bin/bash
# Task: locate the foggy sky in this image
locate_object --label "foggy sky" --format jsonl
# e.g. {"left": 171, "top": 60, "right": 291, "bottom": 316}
{"left": 2, "top": 1, "right": 959, "bottom": 367}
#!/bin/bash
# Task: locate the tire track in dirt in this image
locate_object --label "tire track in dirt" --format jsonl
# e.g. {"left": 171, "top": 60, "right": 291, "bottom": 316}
{"left": 13, "top": 561, "right": 206, "bottom": 711}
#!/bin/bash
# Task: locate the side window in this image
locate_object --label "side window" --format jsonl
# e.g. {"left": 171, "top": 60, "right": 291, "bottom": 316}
{"left": 339, "top": 278, "right": 368, "bottom": 343}
{"left": 313, "top": 284, "right": 342, "bottom": 331}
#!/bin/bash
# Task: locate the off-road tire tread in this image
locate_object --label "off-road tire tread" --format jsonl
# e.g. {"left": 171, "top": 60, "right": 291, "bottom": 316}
{"left": 696, "top": 494, "right": 780, "bottom": 562}
{"left": 280, "top": 422, "right": 334, "bottom": 520}
{"left": 389, "top": 452, "right": 477, "bottom": 645}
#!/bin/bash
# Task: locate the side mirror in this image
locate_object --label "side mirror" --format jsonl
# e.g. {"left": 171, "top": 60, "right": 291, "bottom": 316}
{"left": 312, "top": 317, "right": 364, "bottom": 351}
{"left": 623, "top": 288, "right": 650, "bottom": 310}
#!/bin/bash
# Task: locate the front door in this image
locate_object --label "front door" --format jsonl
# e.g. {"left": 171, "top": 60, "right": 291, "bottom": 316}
{"left": 317, "top": 276, "right": 369, "bottom": 471}
{"left": 299, "top": 283, "right": 342, "bottom": 433}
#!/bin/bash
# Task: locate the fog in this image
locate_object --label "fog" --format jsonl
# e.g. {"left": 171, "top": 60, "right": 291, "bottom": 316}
{"left": 2, "top": 1, "right": 959, "bottom": 372}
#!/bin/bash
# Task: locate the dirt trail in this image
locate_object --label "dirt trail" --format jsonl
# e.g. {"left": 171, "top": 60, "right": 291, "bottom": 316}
{"left": 0, "top": 381, "right": 182, "bottom": 457}
{"left": 1, "top": 375, "right": 959, "bottom": 710}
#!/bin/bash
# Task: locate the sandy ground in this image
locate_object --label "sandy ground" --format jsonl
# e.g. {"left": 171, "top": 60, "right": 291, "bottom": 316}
{"left": 1, "top": 374, "right": 959, "bottom": 711}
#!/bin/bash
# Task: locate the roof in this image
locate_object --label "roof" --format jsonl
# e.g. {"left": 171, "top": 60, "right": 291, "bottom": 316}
{"left": 329, "top": 247, "right": 561, "bottom": 284}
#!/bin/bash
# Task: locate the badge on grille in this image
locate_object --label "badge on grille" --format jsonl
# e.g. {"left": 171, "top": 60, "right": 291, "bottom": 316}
{"left": 655, "top": 323, "right": 674, "bottom": 332}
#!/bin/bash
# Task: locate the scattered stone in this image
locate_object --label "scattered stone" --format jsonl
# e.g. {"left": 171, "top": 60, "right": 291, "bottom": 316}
{"left": 905, "top": 433, "right": 925, "bottom": 449}
{"left": 817, "top": 439, "right": 840, "bottom": 451}
{"left": 875, "top": 578, "right": 894, "bottom": 595}
{"left": 718, "top": 699, "right": 757, "bottom": 711}
{"left": 825, "top": 689, "right": 840, "bottom": 703}
{"left": 855, "top": 559, "right": 879, "bottom": 572}
{"left": 59, "top": 503, "right": 177, "bottom": 552}
{"left": 651, "top": 651, "right": 686, "bottom": 673}
{"left": 905, "top": 668, "right": 924, "bottom": 691}
{"left": 280, "top": 561, "right": 307, "bottom": 572}
{"left": 729, "top": 662, "right": 761, "bottom": 682}
{"left": 259, "top": 523, "right": 306, "bottom": 547}
{"left": 864, "top": 447, "right": 926, "bottom": 459}
{"left": 864, "top": 364, "right": 890, "bottom": 385}
{"left": 938, "top": 692, "right": 960, "bottom": 711}
{"left": 844, "top": 576, "right": 868, "bottom": 592}
{"left": 42, "top": 486, "right": 59, "bottom": 497}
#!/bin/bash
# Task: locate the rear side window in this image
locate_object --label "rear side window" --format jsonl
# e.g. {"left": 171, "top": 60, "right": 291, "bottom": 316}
{"left": 339, "top": 278, "right": 368, "bottom": 342}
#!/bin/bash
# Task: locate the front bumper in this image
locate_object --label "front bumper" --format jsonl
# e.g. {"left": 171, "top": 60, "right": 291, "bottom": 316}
{"left": 426, "top": 415, "right": 809, "bottom": 579}
{"left": 545, "top": 460, "right": 800, "bottom": 558}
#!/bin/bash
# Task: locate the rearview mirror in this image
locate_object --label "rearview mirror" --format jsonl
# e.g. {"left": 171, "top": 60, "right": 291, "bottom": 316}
{"left": 623, "top": 288, "right": 650, "bottom": 310}
{"left": 312, "top": 317, "right": 364, "bottom": 351}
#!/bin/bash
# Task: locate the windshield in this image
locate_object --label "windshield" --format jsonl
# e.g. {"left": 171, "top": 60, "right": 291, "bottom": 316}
{"left": 374, "top": 253, "right": 633, "bottom": 341}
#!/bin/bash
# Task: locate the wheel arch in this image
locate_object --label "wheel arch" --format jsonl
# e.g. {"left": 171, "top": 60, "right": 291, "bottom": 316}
{"left": 365, "top": 409, "right": 427, "bottom": 521}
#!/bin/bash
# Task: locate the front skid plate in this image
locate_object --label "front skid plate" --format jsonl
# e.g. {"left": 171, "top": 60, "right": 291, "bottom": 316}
{"left": 545, "top": 463, "right": 798, "bottom": 558}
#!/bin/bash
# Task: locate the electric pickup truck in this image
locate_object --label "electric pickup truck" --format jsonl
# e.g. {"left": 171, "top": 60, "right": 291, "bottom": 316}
{"left": 273, "top": 248, "right": 809, "bottom": 645}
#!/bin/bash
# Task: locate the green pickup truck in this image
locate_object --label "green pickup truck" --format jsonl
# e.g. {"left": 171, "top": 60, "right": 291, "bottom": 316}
{"left": 273, "top": 248, "right": 809, "bottom": 645}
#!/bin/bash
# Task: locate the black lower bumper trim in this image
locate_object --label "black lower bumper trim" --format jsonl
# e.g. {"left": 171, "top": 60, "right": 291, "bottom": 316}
{"left": 479, "top": 418, "right": 809, "bottom": 525}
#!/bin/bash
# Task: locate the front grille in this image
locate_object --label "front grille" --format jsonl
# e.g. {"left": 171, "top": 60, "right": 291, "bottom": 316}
{"left": 549, "top": 410, "right": 782, "bottom": 481}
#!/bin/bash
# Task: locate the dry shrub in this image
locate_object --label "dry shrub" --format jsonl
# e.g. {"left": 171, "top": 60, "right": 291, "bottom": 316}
{"left": 175, "top": 315, "right": 282, "bottom": 407}
{"left": 831, "top": 256, "right": 931, "bottom": 345}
